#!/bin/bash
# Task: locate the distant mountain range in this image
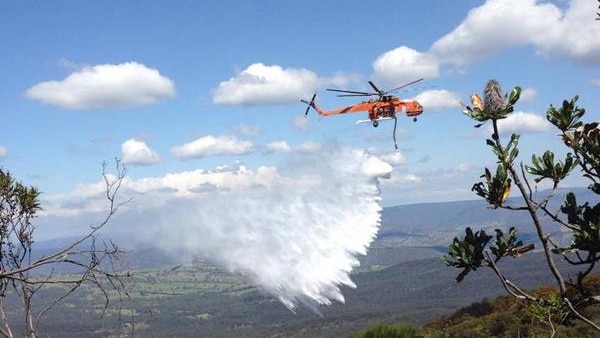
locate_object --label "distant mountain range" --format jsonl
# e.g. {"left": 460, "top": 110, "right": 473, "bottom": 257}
{"left": 378, "top": 186, "right": 594, "bottom": 247}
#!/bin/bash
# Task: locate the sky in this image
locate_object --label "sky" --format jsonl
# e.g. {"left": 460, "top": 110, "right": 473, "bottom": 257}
{"left": 1, "top": 0, "right": 600, "bottom": 239}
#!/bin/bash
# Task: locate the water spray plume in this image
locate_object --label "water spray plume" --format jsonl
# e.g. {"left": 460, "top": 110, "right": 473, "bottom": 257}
{"left": 148, "top": 147, "right": 392, "bottom": 311}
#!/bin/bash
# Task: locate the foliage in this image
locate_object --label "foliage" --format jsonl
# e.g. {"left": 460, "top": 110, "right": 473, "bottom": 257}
{"left": 0, "top": 161, "right": 129, "bottom": 338}
{"left": 443, "top": 227, "right": 490, "bottom": 282}
{"left": 471, "top": 165, "right": 512, "bottom": 208}
{"left": 0, "top": 170, "right": 41, "bottom": 272}
{"left": 424, "top": 275, "right": 600, "bottom": 338}
{"left": 444, "top": 78, "right": 600, "bottom": 333}
{"left": 443, "top": 226, "right": 525, "bottom": 282}
{"left": 347, "top": 323, "right": 420, "bottom": 338}
{"left": 528, "top": 293, "right": 568, "bottom": 329}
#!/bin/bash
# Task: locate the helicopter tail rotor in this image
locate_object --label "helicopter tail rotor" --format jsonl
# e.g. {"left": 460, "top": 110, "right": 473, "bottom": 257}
{"left": 300, "top": 93, "right": 317, "bottom": 116}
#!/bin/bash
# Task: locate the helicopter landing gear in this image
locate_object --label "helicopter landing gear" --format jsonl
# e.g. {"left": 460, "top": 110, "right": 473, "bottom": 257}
{"left": 372, "top": 120, "right": 379, "bottom": 128}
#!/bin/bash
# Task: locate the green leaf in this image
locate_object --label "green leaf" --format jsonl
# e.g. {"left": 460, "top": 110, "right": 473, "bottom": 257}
{"left": 525, "top": 151, "right": 578, "bottom": 186}
{"left": 508, "top": 86, "right": 521, "bottom": 105}
{"left": 546, "top": 96, "right": 584, "bottom": 132}
{"left": 444, "top": 227, "right": 493, "bottom": 282}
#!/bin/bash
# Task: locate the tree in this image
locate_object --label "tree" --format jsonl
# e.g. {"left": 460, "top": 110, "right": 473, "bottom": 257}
{"left": 443, "top": 79, "right": 600, "bottom": 336}
{"left": 347, "top": 323, "right": 420, "bottom": 338}
{"left": 0, "top": 160, "right": 130, "bottom": 338}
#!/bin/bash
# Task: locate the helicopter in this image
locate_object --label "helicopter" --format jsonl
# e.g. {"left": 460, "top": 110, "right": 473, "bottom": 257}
{"left": 300, "top": 79, "right": 424, "bottom": 149}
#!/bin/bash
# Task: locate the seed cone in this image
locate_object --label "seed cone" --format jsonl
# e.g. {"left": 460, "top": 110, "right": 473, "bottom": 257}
{"left": 484, "top": 79, "right": 506, "bottom": 114}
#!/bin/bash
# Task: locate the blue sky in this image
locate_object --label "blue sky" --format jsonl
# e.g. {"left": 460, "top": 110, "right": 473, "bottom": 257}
{"left": 1, "top": 0, "right": 600, "bottom": 228}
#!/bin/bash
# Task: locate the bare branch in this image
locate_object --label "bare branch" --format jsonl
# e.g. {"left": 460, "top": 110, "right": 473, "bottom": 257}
{"left": 491, "top": 119, "right": 567, "bottom": 295}
{"left": 485, "top": 251, "right": 537, "bottom": 301}
{"left": 564, "top": 297, "right": 600, "bottom": 331}
{"left": 539, "top": 204, "right": 578, "bottom": 231}
{"left": 500, "top": 205, "right": 529, "bottom": 211}
{"left": 520, "top": 162, "right": 534, "bottom": 202}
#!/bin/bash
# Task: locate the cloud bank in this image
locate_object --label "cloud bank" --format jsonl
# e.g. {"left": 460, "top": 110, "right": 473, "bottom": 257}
{"left": 374, "top": 0, "right": 600, "bottom": 82}
{"left": 25, "top": 62, "right": 175, "bottom": 109}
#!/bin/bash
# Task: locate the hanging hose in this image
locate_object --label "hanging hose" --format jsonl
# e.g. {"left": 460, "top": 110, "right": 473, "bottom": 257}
{"left": 392, "top": 116, "right": 399, "bottom": 149}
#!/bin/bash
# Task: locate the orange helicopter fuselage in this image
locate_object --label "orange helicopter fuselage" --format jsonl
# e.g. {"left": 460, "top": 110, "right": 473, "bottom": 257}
{"left": 311, "top": 97, "right": 423, "bottom": 121}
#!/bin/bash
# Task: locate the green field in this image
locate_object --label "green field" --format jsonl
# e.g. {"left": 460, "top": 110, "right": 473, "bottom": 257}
{"left": 4, "top": 246, "right": 573, "bottom": 338}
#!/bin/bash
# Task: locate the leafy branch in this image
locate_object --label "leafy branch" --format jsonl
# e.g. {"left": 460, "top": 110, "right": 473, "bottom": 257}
{"left": 446, "top": 79, "right": 600, "bottom": 333}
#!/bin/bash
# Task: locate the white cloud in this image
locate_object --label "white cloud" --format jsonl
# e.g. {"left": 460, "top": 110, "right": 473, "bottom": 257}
{"left": 212, "top": 63, "right": 358, "bottom": 106}
{"left": 591, "top": 79, "right": 600, "bottom": 87}
{"left": 383, "top": 173, "right": 423, "bottom": 187}
{"left": 413, "top": 89, "right": 461, "bottom": 111}
{"left": 25, "top": 62, "right": 175, "bottom": 109}
{"left": 541, "top": 0, "right": 600, "bottom": 65}
{"left": 121, "top": 139, "right": 160, "bottom": 165}
{"left": 42, "top": 162, "right": 280, "bottom": 216}
{"left": 171, "top": 135, "right": 253, "bottom": 159}
{"left": 374, "top": 0, "right": 600, "bottom": 81}
{"left": 212, "top": 63, "right": 317, "bottom": 105}
{"left": 129, "top": 163, "right": 279, "bottom": 198}
{"left": 378, "top": 150, "right": 407, "bottom": 166}
{"left": 402, "top": 174, "right": 422, "bottom": 184}
{"left": 233, "top": 124, "right": 261, "bottom": 136}
{"left": 438, "top": 163, "right": 477, "bottom": 179}
{"left": 380, "top": 162, "right": 482, "bottom": 205}
{"left": 520, "top": 87, "right": 537, "bottom": 102}
{"left": 0, "top": 146, "right": 5, "bottom": 157}
{"left": 293, "top": 115, "right": 311, "bottom": 131}
{"left": 454, "top": 163, "right": 474, "bottom": 173}
{"left": 297, "top": 141, "right": 322, "bottom": 153}
{"left": 494, "top": 111, "right": 552, "bottom": 135}
{"left": 428, "top": 0, "right": 600, "bottom": 68}
{"left": 429, "top": 0, "right": 561, "bottom": 67}
{"left": 372, "top": 46, "right": 439, "bottom": 87}
{"left": 265, "top": 140, "right": 292, "bottom": 153}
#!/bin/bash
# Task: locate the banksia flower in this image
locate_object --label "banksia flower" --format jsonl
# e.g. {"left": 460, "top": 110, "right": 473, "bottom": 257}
{"left": 484, "top": 79, "right": 506, "bottom": 114}
{"left": 470, "top": 94, "right": 483, "bottom": 110}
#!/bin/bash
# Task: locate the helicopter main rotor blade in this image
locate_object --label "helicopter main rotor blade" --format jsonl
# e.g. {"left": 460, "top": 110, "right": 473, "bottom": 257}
{"left": 337, "top": 93, "right": 375, "bottom": 97}
{"left": 326, "top": 88, "right": 373, "bottom": 95}
{"left": 368, "top": 81, "right": 383, "bottom": 95}
{"left": 386, "top": 78, "right": 424, "bottom": 94}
